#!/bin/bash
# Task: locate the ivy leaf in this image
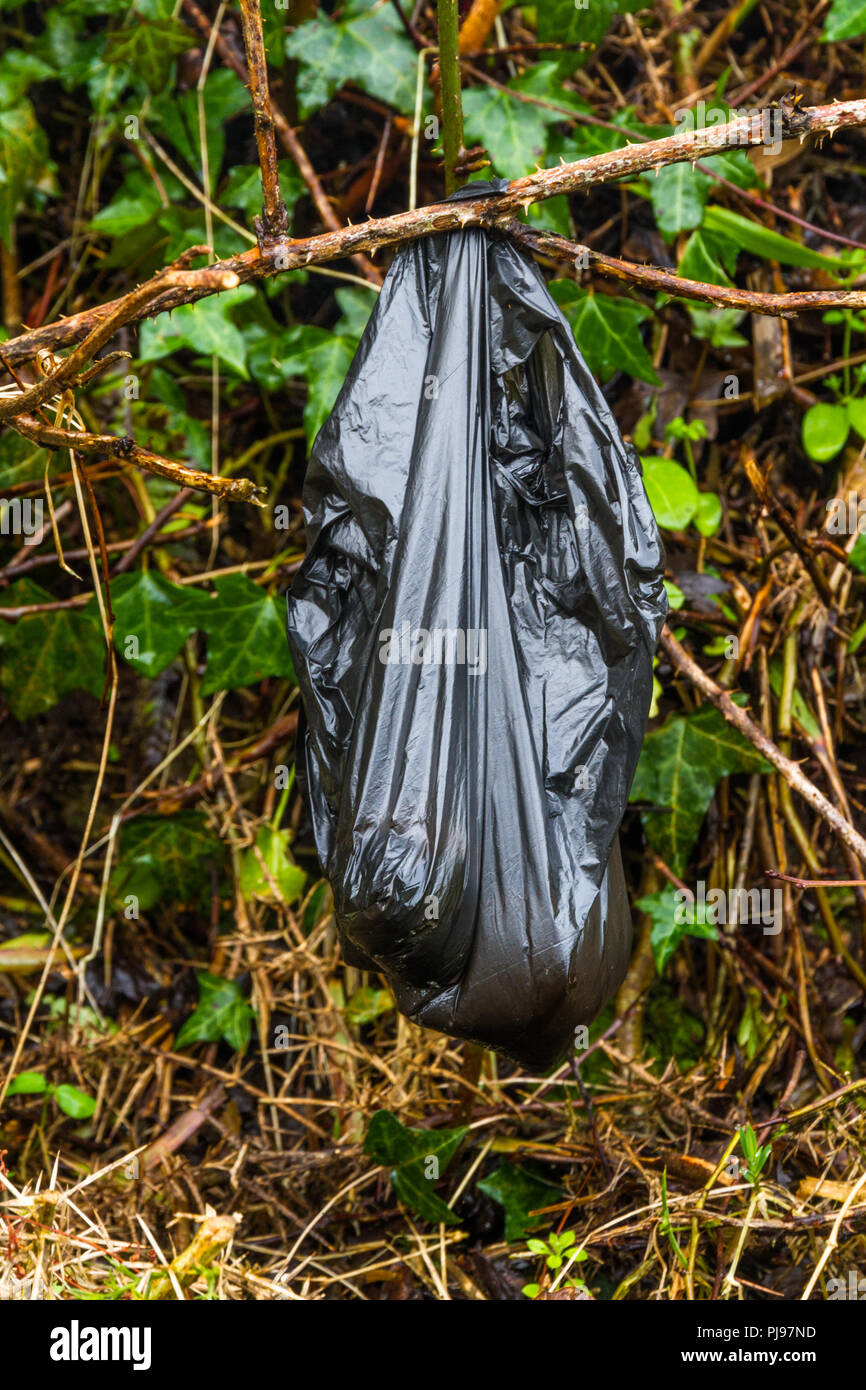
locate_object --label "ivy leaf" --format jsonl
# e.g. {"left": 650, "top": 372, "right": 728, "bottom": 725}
{"left": 650, "top": 162, "right": 710, "bottom": 241}
{"left": 111, "top": 812, "right": 218, "bottom": 912}
{"left": 463, "top": 87, "right": 549, "bottom": 178}
{"left": 139, "top": 286, "right": 256, "bottom": 378}
{"left": 0, "top": 580, "right": 105, "bottom": 720}
{"left": 279, "top": 326, "right": 359, "bottom": 447}
{"left": 550, "top": 283, "right": 660, "bottom": 385}
{"left": 637, "top": 888, "right": 718, "bottom": 973}
{"left": 239, "top": 825, "right": 307, "bottom": 903}
{"left": 175, "top": 971, "right": 254, "bottom": 1054}
{"left": 0, "top": 51, "right": 54, "bottom": 105}
{"left": 642, "top": 457, "right": 699, "bottom": 531}
{"left": 0, "top": 101, "right": 51, "bottom": 248}
{"left": 364, "top": 1110, "right": 466, "bottom": 1225}
{"left": 477, "top": 1163, "right": 562, "bottom": 1242}
{"left": 285, "top": 6, "right": 416, "bottom": 118}
{"left": 148, "top": 69, "right": 250, "bottom": 191}
{"left": 538, "top": 0, "right": 646, "bottom": 72}
{"left": 630, "top": 703, "right": 771, "bottom": 873}
{"left": 198, "top": 573, "right": 296, "bottom": 695}
{"left": 111, "top": 570, "right": 206, "bottom": 678}
{"left": 103, "top": 18, "right": 194, "bottom": 91}
{"left": 824, "top": 0, "right": 866, "bottom": 41}
{"left": 221, "top": 162, "right": 304, "bottom": 224}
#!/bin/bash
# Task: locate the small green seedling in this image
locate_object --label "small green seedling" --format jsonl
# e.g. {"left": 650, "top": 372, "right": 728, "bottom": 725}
{"left": 738, "top": 1122, "right": 773, "bottom": 1186}
{"left": 802, "top": 309, "right": 866, "bottom": 461}
{"left": 522, "top": 1229, "right": 588, "bottom": 1298}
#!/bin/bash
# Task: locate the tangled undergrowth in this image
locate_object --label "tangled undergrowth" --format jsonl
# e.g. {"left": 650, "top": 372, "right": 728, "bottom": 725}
{"left": 2, "top": 0, "right": 866, "bottom": 1300}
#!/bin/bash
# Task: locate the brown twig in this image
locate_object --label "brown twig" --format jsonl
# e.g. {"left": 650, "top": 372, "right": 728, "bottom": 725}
{"left": 238, "top": 0, "right": 289, "bottom": 243}
{"left": 9, "top": 414, "right": 264, "bottom": 506}
{"left": 660, "top": 626, "right": 866, "bottom": 867}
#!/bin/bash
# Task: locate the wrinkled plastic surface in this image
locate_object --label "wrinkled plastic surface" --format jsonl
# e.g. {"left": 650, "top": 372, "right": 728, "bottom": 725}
{"left": 286, "top": 214, "right": 667, "bottom": 1071}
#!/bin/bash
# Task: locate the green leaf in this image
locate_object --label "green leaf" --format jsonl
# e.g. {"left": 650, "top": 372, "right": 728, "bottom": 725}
{"left": 477, "top": 1164, "right": 562, "bottom": 1242}
{"left": 111, "top": 570, "right": 206, "bottom": 678}
{"left": 103, "top": 18, "right": 194, "bottom": 91}
{"left": 197, "top": 573, "right": 295, "bottom": 695}
{"left": 678, "top": 229, "right": 737, "bottom": 287}
{"left": 686, "top": 305, "right": 749, "bottom": 348}
{"left": 240, "top": 825, "right": 307, "bottom": 903}
{"left": 139, "top": 286, "right": 256, "bottom": 378}
{"left": 630, "top": 703, "right": 771, "bottom": 872}
{"left": 6, "top": 1070, "right": 49, "bottom": 1096}
{"left": 364, "top": 1110, "right": 467, "bottom": 1226}
{"left": 537, "top": 0, "right": 646, "bottom": 72}
{"left": 53, "top": 1084, "right": 97, "bottom": 1119}
{"left": 279, "top": 326, "right": 358, "bottom": 446}
{"left": 175, "top": 971, "right": 254, "bottom": 1054}
{"left": 846, "top": 396, "right": 866, "bottom": 440}
{"left": 148, "top": 69, "right": 250, "bottom": 191}
{"left": 285, "top": 7, "right": 416, "bottom": 119}
{"left": 111, "top": 811, "right": 218, "bottom": 912}
{"left": 850, "top": 532, "right": 866, "bottom": 575}
{"left": 650, "top": 162, "right": 709, "bottom": 241}
{"left": 694, "top": 491, "right": 723, "bottom": 537}
{"left": 0, "top": 51, "right": 55, "bottom": 105}
{"left": 802, "top": 402, "right": 850, "bottom": 461}
{"left": 0, "top": 101, "right": 51, "bottom": 248}
{"left": 549, "top": 283, "right": 660, "bottom": 385}
{"left": 221, "top": 162, "right": 304, "bottom": 225}
{"left": 463, "top": 85, "right": 550, "bottom": 178}
{"left": 344, "top": 986, "right": 394, "bottom": 1026}
{"left": 642, "top": 457, "right": 699, "bottom": 530}
{"left": 90, "top": 189, "right": 163, "bottom": 238}
{"left": 703, "top": 207, "right": 853, "bottom": 276}
{"left": 0, "top": 580, "right": 105, "bottom": 720}
{"left": 637, "top": 888, "right": 718, "bottom": 973}
{"left": 824, "top": 0, "right": 866, "bottom": 40}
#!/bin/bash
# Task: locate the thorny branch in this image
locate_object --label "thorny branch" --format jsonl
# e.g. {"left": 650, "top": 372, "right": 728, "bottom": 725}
{"left": 3, "top": 99, "right": 866, "bottom": 385}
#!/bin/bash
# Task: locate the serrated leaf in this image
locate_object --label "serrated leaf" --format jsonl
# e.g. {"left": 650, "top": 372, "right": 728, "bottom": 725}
{"left": 111, "top": 570, "right": 206, "bottom": 677}
{"left": 642, "top": 457, "right": 699, "bottom": 530}
{"left": 285, "top": 7, "right": 416, "bottom": 118}
{"left": 175, "top": 971, "right": 253, "bottom": 1054}
{"left": 198, "top": 573, "right": 295, "bottom": 695}
{"left": 651, "top": 161, "right": 709, "bottom": 241}
{"left": 824, "top": 0, "right": 866, "bottom": 40}
{"left": 637, "top": 888, "right": 718, "bottom": 973}
{"left": 630, "top": 703, "right": 771, "bottom": 872}
{"left": 549, "top": 283, "right": 660, "bottom": 385}
{"left": 111, "top": 811, "right": 218, "bottom": 912}
{"left": 364, "top": 1110, "right": 466, "bottom": 1225}
{"left": 477, "top": 1163, "right": 562, "bottom": 1242}
{"left": 240, "top": 824, "right": 307, "bottom": 903}
{"left": 103, "top": 18, "right": 194, "bottom": 91}
{"left": 0, "top": 580, "right": 105, "bottom": 720}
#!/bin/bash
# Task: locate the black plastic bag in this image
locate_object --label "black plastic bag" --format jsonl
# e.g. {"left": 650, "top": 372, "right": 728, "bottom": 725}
{"left": 286, "top": 209, "right": 667, "bottom": 1071}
